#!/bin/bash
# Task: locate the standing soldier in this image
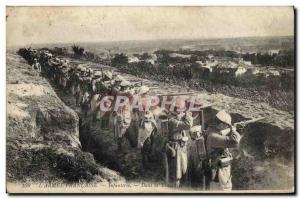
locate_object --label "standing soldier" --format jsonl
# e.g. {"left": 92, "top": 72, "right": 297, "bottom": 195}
{"left": 49, "top": 57, "right": 60, "bottom": 81}
{"left": 89, "top": 71, "right": 103, "bottom": 114}
{"left": 204, "top": 110, "right": 241, "bottom": 191}
{"left": 165, "top": 102, "right": 193, "bottom": 188}
{"left": 111, "top": 75, "right": 123, "bottom": 95}
{"left": 101, "top": 71, "right": 113, "bottom": 95}
{"left": 75, "top": 67, "right": 86, "bottom": 106}
{"left": 187, "top": 125, "right": 207, "bottom": 189}
{"left": 119, "top": 80, "right": 135, "bottom": 96}
{"left": 138, "top": 110, "right": 157, "bottom": 149}
{"left": 32, "top": 58, "right": 41, "bottom": 73}
{"left": 70, "top": 65, "right": 81, "bottom": 96}
{"left": 80, "top": 68, "right": 93, "bottom": 116}
{"left": 132, "top": 85, "right": 150, "bottom": 126}
{"left": 60, "top": 63, "right": 69, "bottom": 89}
{"left": 114, "top": 104, "right": 132, "bottom": 151}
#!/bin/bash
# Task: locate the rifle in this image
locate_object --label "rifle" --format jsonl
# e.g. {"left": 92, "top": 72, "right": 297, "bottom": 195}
{"left": 221, "top": 117, "right": 265, "bottom": 136}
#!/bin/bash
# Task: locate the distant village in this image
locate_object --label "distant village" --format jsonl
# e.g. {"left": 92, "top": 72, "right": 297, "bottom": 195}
{"left": 44, "top": 45, "right": 294, "bottom": 91}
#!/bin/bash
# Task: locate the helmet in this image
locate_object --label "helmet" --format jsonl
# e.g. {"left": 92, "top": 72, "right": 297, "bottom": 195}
{"left": 216, "top": 110, "right": 232, "bottom": 125}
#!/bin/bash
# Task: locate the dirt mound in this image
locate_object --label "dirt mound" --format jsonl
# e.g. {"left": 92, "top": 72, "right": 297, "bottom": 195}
{"left": 6, "top": 52, "right": 123, "bottom": 184}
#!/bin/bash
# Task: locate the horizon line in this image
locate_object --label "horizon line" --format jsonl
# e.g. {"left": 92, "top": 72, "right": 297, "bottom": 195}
{"left": 7, "top": 35, "right": 294, "bottom": 48}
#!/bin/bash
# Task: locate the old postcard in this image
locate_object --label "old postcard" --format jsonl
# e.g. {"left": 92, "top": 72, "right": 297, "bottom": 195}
{"left": 6, "top": 6, "right": 295, "bottom": 194}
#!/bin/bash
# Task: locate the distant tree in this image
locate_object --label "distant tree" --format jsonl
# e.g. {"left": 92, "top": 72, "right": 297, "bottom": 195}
{"left": 84, "top": 51, "right": 96, "bottom": 60}
{"left": 51, "top": 47, "right": 68, "bottom": 56}
{"left": 141, "top": 52, "right": 152, "bottom": 60}
{"left": 72, "top": 45, "right": 85, "bottom": 57}
{"left": 190, "top": 55, "right": 199, "bottom": 62}
{"left": 111, "top": 53, "right": 129, "bottom": 67}
{"left": 242, "top": 49, "right": 294, "bottom": 68}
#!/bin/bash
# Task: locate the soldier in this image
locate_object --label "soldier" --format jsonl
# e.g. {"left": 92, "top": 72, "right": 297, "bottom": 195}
{"left": 86, "top": 68, "right": 93, "bottom": 77}
{"left": 111, "top": 75, "right": 123, "bottom": 96}
{"left": 60, "top": 63, "right": 69, "bottom": 89}
{"left": 132, "top": 85, "right": 150, "bottom": 126}
{"left": 138, "top": 110, "right": 157, "bottom": 149}
{"left": 42, "top": 52, "right": 53, "bottom": 76}
{"left": 119, "top": 80, "right": 135, "bottom": 96}
{"left": 101, "top": 71, "right": 113, "bottom": 95}
{"left": 70, "top": 65, "right": 81, "bottom": 96}
{"left": 165, "top": 102, "right": 193, "bottom": 188}
{"left": 204, "top": 110, "right": 241, "bottom": 191}
{"left": 49, "top": 57, "right": 61, "bottom": 80}
{"left": 114, "top": 104, "right": 132, "bottom": 151}
{"left": 80, "top": 68, "right": 93, "bottom": 116}
{"left": 187, "top": 125, "right": 207, "bottom": 189}
{"left": 75, "top": 67, "right": 86, "bottom": 106}
{"left": 90, "top": 71, "right": 103, "bottom": 114}
{"left": 32, "top": 58, "right": 41, "bottom": 73}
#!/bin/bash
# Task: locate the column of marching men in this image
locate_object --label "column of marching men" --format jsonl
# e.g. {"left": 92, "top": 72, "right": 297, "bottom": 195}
{"left": 18, "top": 48, "right": 166, "bottom": 157}
{"left": 17, "top": 48, "right": 241, "bottom": 191}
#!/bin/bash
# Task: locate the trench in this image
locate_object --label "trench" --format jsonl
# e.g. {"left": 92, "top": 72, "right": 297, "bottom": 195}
{"left": 47, "top": 74, "right": 294, "bottom": 190}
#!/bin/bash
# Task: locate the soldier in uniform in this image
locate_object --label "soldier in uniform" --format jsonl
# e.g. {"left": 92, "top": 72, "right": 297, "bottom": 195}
{"left": 113, "top": 103, "right": 132, "bottom": 151}
{"left": 49, "top": 57, "right": 61, "bottom": 81}
{"left": 69, "top": 65, "right": 81, "bottom": 96}
{"left": 60, "top": 62, "right": 69, "bottom": 89}
{"left": 44, "top": 52, "right": 53, "bottom": 76}
{"left": 138, "top": 110, "right": 157, "bottom": 149}
{"left": 101, "top": 71, "right": 113, "bottom": 95}
{"left": 90, "top": 71, "right": 103, "bottom": 114}
{"left": 119, "top": 80, "right": 135, "bottom": 96}
{"left": 74, "top": 67, "right": 86, "bottom": 106}
{"left": 32, "top": 58, "right": 41, "bottom": 73}
{"left": 205, "top": 110, "right": 241, "bottom": 191}
{"left": 165, "top": 102, "right": 193, "bottom": 188}
{"left": 80, "top": 68, "right": 93, "bottom": 116}
{"left": 111, "top": 75, "right": 123, "bottom": 96}
{"left": 187, "top": 125, "right": 207, "bottom": 188}
{"left": 94, "top": 71, "right": 114, "bottom": 127}
{"left": 131, "top": 85, "right": 150, "bottom": 127}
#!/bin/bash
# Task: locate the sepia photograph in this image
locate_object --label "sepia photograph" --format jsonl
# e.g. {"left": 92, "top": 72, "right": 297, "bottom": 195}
{"left": 6, "top": 6, "right": 295, "bottom": 194}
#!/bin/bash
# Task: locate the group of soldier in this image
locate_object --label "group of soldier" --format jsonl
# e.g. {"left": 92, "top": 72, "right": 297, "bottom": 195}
{"left": 18, "top": 48, "right": 242, "bottom": 191}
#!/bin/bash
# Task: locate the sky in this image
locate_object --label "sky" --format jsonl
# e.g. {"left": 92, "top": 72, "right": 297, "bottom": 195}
{"left": 6, "top": 6, "right": 294, "bottom": 46}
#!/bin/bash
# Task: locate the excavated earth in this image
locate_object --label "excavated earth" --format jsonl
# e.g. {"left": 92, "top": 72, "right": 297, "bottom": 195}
{"left": 6, "top": 52, "right": 124, "bottom": 192}
{"left": 7, "top": 51, "right": 295, "bottom": 192}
